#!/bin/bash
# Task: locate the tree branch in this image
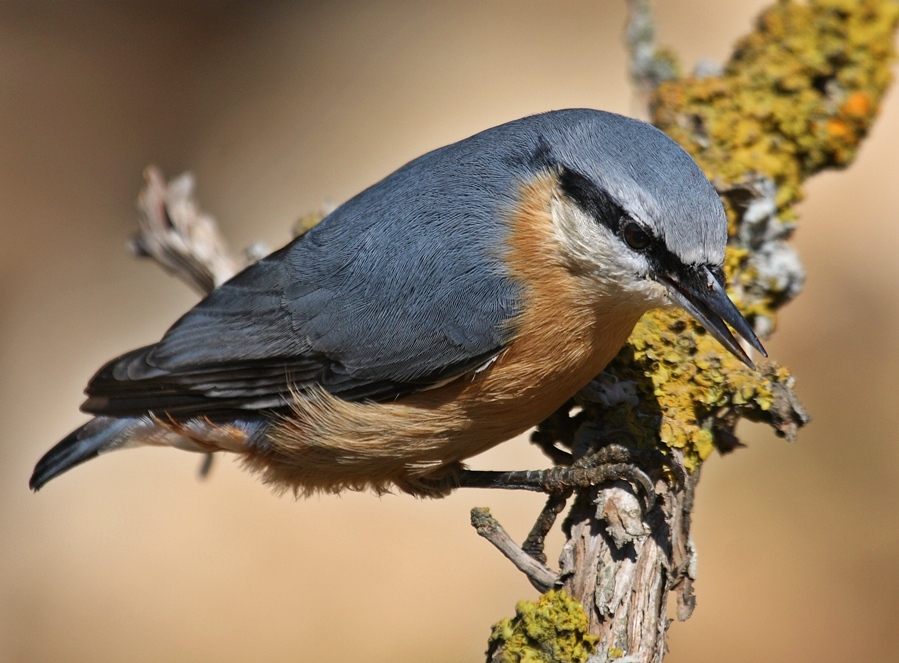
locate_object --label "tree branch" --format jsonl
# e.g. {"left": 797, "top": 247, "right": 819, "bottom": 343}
{"left": 625, "top": 0, "right": 678, "bottom": 94}
{"left": 483, "top": 1, "right": 897, "bottom": 661}
{"left": 131, "top": 167, "right": 255, "bottom": 478}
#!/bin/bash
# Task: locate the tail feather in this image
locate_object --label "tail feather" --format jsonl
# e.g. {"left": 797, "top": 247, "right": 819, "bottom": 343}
{"left": 31, "top": 414, "right": 269, "bottom": 491}
{"left": 30, "top": 417, "right": 138, "bottom": 491}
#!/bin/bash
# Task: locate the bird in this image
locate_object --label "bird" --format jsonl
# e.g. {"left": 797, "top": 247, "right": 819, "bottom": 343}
{"left": 30, "top": 108, "right": 765, "bottom": 498}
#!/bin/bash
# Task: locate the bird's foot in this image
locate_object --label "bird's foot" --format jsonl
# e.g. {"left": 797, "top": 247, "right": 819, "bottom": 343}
{"left": 521, "top": 491, "right": 572, "bottom": 566}
{"left": 455, "top": 443, "right": 679, "bottom": 512}
{"left": 459, "top": 443, "right": 680, "bottom": 568}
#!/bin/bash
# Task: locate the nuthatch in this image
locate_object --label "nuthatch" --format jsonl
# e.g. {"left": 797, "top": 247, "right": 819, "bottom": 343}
{"left": 31, "top": 109, "right": 765, "bottom": 497}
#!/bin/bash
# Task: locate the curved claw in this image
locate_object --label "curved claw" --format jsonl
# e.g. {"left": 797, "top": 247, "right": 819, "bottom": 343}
{"left": 575, "top": 442, "right": 686, "bottom": 490}
{"left": 593, "top": 462, "right": 656, "bottom": 513}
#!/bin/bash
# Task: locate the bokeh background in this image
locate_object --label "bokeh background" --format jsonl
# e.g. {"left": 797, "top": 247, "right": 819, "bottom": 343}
{"left": 2, "top": 1, "right": 898, "bottom": 661}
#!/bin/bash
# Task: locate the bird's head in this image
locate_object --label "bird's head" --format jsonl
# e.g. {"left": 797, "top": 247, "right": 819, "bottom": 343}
{"left": 534, "top": 110, "right": 765, "bottom": 367}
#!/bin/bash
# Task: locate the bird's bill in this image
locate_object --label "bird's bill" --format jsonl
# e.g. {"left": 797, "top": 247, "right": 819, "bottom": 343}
{"left": 660, "top": 265, "right": 767, "bottom": 369}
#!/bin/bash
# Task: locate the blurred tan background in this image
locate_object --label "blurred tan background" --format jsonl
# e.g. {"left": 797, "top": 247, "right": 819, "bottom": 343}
{"left": 1, "top": 1, "right": 898, "bottom": 661}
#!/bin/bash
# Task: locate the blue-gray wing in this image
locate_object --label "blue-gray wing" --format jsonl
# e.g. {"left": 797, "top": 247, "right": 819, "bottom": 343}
{"left": 82, "top": 135, "right": 525, "bottom": 417}
{"left": 83, "top": 107, "right": 663, "bottom": 417}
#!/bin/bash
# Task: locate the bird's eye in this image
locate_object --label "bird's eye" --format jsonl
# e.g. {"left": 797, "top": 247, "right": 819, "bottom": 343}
{"left": 623, "top": 221, "right": 651, "bottom": 250}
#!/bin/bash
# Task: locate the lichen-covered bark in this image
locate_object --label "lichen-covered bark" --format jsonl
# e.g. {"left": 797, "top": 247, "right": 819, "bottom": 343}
{"left": 553, "top": 0, "right": 899, "bottom": 477}
{"left": 489, "top": 1, "right": 898, "bottom": 661}
{"left": 486, "top": 590, "right": 598, "bottom": 663}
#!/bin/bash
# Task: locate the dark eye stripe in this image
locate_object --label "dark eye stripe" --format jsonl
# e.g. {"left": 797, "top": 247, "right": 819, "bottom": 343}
{"left": 557, "top": 166, "right": 626, "bottom": 235}
{"left": 559, "top": 166, "right": 653, "bottom": 253}
{"left": 557, "top": 165, "right": 716, "bottom": 281}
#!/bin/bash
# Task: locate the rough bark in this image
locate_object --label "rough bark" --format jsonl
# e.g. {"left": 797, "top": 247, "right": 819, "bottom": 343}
{"left": 481, "top": 2, "right": 897, "bottom": 661}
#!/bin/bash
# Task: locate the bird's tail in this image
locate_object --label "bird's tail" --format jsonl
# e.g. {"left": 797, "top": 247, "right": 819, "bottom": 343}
{"left": 31, "top": 414, "right": 270, "bottom": 491}
{"left": 30, "top": 416, "right": 142, "bottom": 491}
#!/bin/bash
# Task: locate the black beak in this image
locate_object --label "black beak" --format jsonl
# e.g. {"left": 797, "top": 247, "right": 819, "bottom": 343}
{"left": 659, "top": 265, "right": 767, "bottom": 369}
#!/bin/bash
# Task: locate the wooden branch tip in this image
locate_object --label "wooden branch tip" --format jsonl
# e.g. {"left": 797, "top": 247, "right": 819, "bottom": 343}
{"left": 625, "top": 0, "right": 679, "bottom": 93}
{"left": 134, "top": 166, "right": 243, "bottom": 296}
{"left": 470, "top": 507, "right": 559, "bottom": 593}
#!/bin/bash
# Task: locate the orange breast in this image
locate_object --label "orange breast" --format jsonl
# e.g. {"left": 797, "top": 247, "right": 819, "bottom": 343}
{"left": 252, "top": 171, "right": 645, "bottom": 496}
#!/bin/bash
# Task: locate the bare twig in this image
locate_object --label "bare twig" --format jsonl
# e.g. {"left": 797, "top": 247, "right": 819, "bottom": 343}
{"left": 132, "top": 166, "right": 243, "bottom": 295}
{"left": 471, "top": 507, "right": 560, "bottom": 593}
{"left": 625, "top": 0, "right": 677, "bottom": 95}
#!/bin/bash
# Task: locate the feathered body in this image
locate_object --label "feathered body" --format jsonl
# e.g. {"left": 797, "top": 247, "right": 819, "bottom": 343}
{"left": 31, "top": 109, "right": 735, "bottom": 496}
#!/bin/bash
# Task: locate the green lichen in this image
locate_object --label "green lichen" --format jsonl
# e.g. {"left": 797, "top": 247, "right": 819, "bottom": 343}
{"left": 584, "top": 0, "right": 898, "bottom": 469}
{"left": 502, "top": 3, "right": 895, "bottom": 659}
{"left": 486, "top": 590, "right": 598, "bottom": 663}
{"left": 654, "top": 0, "right": 898, "bottom": 213}
{"left": 587, "top": 307, "right": 791, "bottom": 471}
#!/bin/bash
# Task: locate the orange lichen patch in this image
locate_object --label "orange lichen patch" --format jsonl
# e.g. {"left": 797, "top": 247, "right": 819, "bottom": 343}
{"left": 652, "top": 0, "right": 898, "bottom": 214}
{"left": 826, "top": 118, "right": 851, "bottom": 138}
{"left": 841, "top": 91, "right": 872, "bottom": 117}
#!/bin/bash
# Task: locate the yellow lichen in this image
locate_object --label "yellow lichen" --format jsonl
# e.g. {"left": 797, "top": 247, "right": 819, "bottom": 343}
{"left": 585, "top": 303, "right": 781, "bottom": 471}
{"left": 654, "top": 0, "right": 898, "bottom": 206}
{"left": 486, "top": 590, "right": 598, "bottom": 663}
{"left": 588, "top": 0, "right": 899, "bottom": 469}
{"left": 518, "top": 5, "right": 892, "bottom": 659}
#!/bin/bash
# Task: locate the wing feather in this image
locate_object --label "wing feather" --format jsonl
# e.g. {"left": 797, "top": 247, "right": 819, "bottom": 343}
{"left": 83, "top": 133, "right": 527, "bottom": 417}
